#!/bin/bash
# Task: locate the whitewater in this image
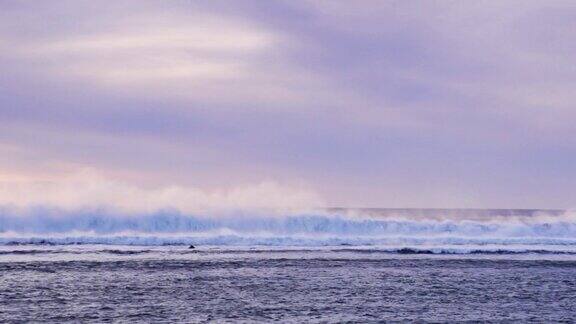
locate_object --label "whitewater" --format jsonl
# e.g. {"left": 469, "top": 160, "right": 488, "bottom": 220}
{"left": 1, "top": 208, "right": 575, "bottom": 254}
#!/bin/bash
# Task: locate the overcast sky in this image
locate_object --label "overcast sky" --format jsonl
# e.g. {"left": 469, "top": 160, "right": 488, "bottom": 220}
{"left": 1, "top": 0, "right": 575, "bottom": 210}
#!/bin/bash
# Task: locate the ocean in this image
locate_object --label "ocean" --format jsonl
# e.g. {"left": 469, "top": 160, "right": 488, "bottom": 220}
{"left": 1, "top": 209, "right": 575, "bottom": 322}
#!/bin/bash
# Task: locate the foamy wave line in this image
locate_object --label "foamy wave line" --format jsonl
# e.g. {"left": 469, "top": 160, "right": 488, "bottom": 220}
{"left": 3, "top": 233, "right": 576, "bottom": 247}
{"left": 1, "top": 211, "right": 576, "bottom": 248}
{"left": 2, "top": 247, "right": 576, "bottom": 256}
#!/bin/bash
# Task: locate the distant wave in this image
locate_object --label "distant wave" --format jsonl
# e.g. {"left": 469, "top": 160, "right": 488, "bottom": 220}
{"left": 1, "top": 246, "right": 576, "bottom": 256}
{"left": 1, "top": 209, "right": 575, "bottom": 250}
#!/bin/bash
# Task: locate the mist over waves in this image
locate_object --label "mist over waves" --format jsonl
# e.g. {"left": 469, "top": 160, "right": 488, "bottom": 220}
{"left": 1, "top": 207, "right": 575, "bottom": 252}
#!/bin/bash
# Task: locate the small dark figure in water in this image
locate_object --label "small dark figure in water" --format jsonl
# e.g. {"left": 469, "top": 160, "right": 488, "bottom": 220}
{"left": 188, "top": 245, "right": 195, "bottom": 249}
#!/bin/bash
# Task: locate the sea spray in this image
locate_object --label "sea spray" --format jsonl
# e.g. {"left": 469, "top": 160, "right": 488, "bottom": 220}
{"left": 1, "top": 208, "right": 575, "bottom": 249}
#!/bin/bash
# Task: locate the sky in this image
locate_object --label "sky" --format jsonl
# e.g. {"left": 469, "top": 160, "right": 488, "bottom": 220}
{"left": 0, "top": 0, "right": 575, "bottom": 210}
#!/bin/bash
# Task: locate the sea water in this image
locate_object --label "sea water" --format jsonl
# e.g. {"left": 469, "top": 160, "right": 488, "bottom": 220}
{"left": 0, "top": 209, "right": 575, "bottom": 322}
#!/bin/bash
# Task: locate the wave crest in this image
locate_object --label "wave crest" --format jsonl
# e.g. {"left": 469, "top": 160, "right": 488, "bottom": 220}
{"left": 1, "top": 209, "right": 575, "bottom": 248}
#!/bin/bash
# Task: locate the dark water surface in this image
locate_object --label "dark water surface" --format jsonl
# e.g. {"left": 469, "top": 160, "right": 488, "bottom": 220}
{"left": 0, "top": 247, "right": 575, "bottom": 323}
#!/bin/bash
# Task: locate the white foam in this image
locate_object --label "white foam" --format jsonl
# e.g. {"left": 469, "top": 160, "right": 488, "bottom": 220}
{"left": 1, "top": 209, "right": 575, "bottom": 250}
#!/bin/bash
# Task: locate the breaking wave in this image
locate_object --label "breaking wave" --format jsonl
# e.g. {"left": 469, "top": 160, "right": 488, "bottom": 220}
{"left": 1, "top": 208, "right": 575, "bottom": 252}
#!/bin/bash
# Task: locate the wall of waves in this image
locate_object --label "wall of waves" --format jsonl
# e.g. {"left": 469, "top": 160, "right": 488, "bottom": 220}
{"left": 0, "top": 208, "right": 574, "bottom": 247}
